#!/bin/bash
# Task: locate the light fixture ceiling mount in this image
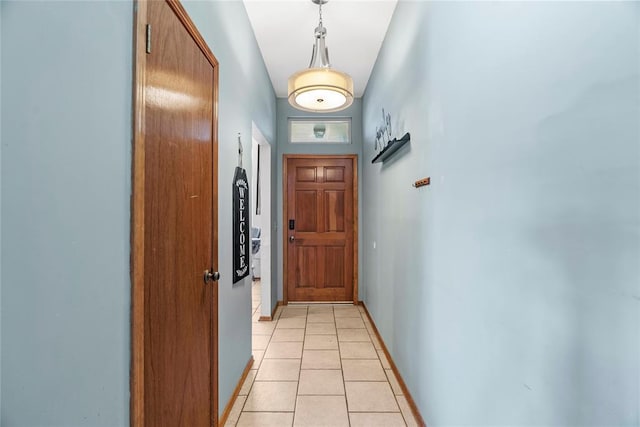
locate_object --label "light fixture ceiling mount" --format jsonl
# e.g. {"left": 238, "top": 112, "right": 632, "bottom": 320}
{"left": 287, "top": 0, "right": 354, "bottom": 113}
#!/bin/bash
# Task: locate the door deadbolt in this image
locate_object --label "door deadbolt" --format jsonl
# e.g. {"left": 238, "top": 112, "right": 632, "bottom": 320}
{"left": 204, "top": 270, "right": 220, "bottom": 284}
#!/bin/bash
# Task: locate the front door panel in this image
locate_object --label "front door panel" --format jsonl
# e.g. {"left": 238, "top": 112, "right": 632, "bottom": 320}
{"left": 286, "top": 157, "right": 355, "bottom": 302}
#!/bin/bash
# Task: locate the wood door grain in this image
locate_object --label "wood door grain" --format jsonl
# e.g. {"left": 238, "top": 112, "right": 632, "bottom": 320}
{"left": 285, "top": 156, "right": 357, "bottom": 302}
{"left": 132, "top": 1, "right": 219, "bottom": 426}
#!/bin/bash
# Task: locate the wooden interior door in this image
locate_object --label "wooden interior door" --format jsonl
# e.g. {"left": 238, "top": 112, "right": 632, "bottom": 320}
{"left": 131, "top": 1, "right": 219, "bottom": 426}
{"left": 285, "top": 156, "right": 357, "bottom": 303}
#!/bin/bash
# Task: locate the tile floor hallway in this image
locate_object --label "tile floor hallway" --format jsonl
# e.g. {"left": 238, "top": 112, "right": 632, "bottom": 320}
{"left": 223, "top": 281, "right": 419, "bottom": 426}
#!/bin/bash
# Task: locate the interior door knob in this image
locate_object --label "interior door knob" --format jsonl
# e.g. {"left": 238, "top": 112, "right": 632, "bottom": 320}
{"left": 204, "top": 270, "right": 220, "bottom": 284}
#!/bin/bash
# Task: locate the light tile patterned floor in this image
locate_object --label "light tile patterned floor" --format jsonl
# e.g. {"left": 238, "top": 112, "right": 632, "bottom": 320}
{"left": 224, "top": 280, "right": 419, "bottom": 427}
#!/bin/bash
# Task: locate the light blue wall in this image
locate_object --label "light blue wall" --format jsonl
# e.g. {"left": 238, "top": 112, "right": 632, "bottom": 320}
{"left": 276, "top": 98, "right": 363, "bottom": 302}
{"left": 1, "top": 1, "right": 133, "bottom": 425}
{"left": 362, "top": 2, "right": 639, "bottom": 426}
{"left": 0, "top": 3, "right": 3, "bottom": 422}
{"left": 182, "top": 1, "right": 276, "bottom": 416}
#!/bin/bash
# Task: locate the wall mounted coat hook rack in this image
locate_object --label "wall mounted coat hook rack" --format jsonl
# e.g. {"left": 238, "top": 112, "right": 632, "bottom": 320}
{"left": 413, "top": 177, "right": 430, "bottom": 188}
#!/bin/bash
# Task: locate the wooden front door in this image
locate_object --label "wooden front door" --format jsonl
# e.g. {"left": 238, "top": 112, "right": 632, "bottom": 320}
{"left": 284, "top": 155, "right": 358, "bottom": 303}
{"left": 131, "top": 1, "right": 219, "bottom": 426}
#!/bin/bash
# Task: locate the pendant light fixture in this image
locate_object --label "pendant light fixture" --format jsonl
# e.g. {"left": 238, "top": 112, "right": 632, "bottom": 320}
{"left": 288, "top": 0, "right": 354, "bottom": 113}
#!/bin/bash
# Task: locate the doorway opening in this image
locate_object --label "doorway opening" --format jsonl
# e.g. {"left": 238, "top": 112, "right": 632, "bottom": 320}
{"left": 250, "top": 123, "right": 273, "bottom": 320}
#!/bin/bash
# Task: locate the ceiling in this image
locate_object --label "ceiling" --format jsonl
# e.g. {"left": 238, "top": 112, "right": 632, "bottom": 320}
{"left": 243, "top": 0, "right": 398, "bottom": 98}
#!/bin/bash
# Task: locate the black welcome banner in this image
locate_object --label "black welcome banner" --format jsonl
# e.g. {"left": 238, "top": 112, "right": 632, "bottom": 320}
{"left": 233, "top": 167, "right": 250, "bottom": 283}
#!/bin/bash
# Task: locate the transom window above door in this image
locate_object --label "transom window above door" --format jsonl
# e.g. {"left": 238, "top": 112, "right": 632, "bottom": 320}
{"left": 288, "top": 118, "right": 352, "bottom": 144}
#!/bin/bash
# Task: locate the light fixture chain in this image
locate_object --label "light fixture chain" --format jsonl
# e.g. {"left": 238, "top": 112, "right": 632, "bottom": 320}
{"left": 288, "top": 0, "right": 353, "bottom": 113}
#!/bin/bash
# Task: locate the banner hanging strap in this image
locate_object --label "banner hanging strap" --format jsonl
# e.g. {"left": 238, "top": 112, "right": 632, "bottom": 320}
{"left": 237, "top": 133, "right": 243, "bottom": 169}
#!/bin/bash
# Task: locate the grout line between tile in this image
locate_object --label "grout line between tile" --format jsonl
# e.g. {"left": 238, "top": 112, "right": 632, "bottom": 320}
{"left": 395, "top": 394, "right": 411, "bottom": 427}
{"left": 291, "top": 304, "right": 308, "bottom": 425}
{"left": 334, "top": 306, "right": 353, "bottom": 427}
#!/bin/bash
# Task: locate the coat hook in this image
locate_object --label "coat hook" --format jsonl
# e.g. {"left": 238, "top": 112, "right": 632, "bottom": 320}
{"left": 413, "top": 177, "right": 430, "bottom": 188}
